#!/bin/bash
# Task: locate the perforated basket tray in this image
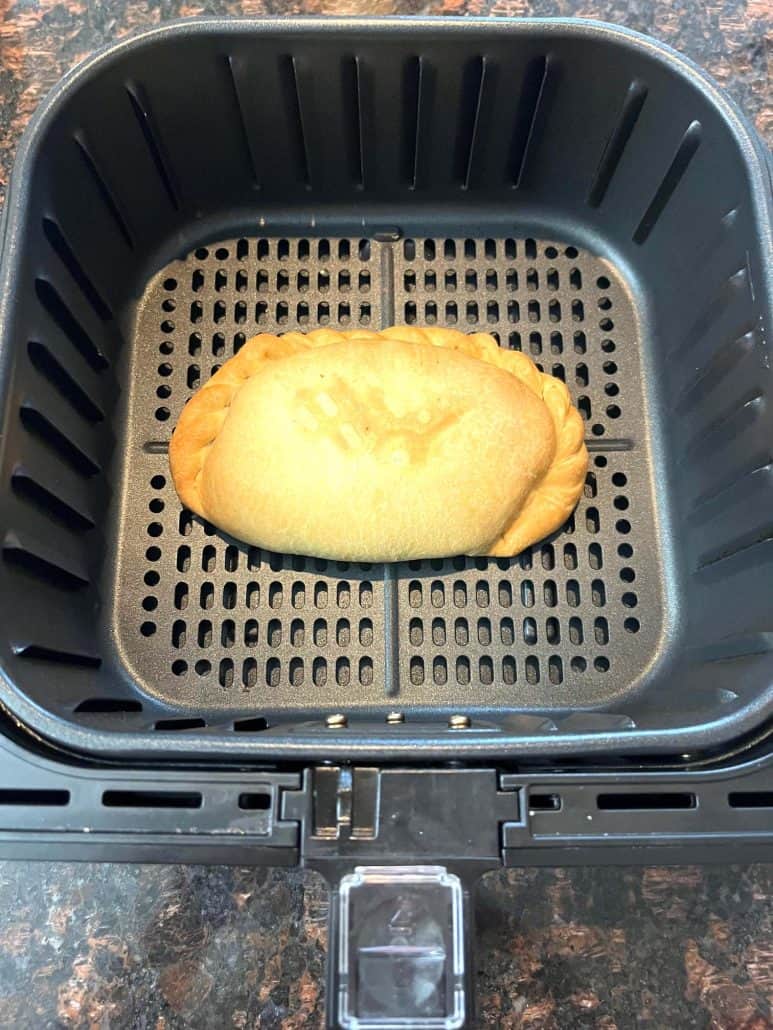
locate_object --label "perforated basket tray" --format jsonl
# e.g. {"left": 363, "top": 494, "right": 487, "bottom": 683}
{"left": 0, "top": 18, "right": 771, "bottom": 761}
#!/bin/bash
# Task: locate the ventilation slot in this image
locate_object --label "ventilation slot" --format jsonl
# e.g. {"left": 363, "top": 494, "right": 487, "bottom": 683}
{"left": 509, "top": 56, "right": 549, "bottom": 187}
{"left": 20, "top": 406, "right": 101, "bottom": 477}
{"left": 675, "top": 268, "right": 749, "bottom": 357}
{"left": 588, "top": 80, "right": 648, "bottom": 207}
{"left": 75, "top": 697, "right": 140, "bottom": 712}
{"left": 692, "top": 633, "right": 773, "bottom": 664}
{"left": 102, "top": 790, "right": 202, "bottom": 808}
{"left": 12, "top": 468, "right": 95, "bottom": 532}
{"left": 35, "top": 279, "right": 109, "bottom": 372}
{"left": 16, "top": 644, "right": 101, "bottom": 668}
{"left": 459, "top": 55, "right": 488, "bottom": 189}
{"left": 234, "top": 716, "right": 269, "bottom": 732}
{"left": 154, "top": 717, "right": 206, "bottom": 731}
{"left": 344, "top": 56, "right": 366, "bottom": 189}
{"left": 597, "top": 792, "right": 696, "bottom": 810}
{"left": 728, "top": 792, "right": 773, "bottom": 809}
{"left": 3, "top": 530, "right": 89, "bottom": 590}
{"left": 238, "top": 792, "right": 271, "bottom": 810}
{"left": 73, "top": 132, "right": 134, "bottom": 248}
{"left": 0, "top": 789, "right": 69, "bottom": 806}
{"left": 126, "top": 82, "right": 180, "bottom": 209}
{"left": 529, "top": 793, "right": 561, "bottom": 811}
{"left": 27, "top": 341, "right": 104, "bottom": 423}
{"left": 284, "top": 56, "right": 312, "bottom": 189}
{"left": 684, "top": 390, "right": 763, "bottom": 465}
{"left": 42, "top": 218, "right": 113, "bottom": 320}
{"left": 633, "top": 121, "right": 702, "bottom": 244}
{"left": 676, "top": 328, "right": 758, "bottom": 414}
{"left": 404, "top": 55, "right": 426, "bottom": 189}
{"left": 698, "top": 523, "right": 773, "bottom": 572}
{"left": 225, "top": 56, "right": 260, "bottom": 187}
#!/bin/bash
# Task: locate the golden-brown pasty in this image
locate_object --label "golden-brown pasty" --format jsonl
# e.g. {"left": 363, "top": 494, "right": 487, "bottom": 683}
{"left": 169, "top": 327, "right": 588, "bottom": 560}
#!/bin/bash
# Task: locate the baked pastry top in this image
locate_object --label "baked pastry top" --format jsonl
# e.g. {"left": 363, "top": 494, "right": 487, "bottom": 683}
{"left": 169, "top": 326, "right": 588, "bottom": 560}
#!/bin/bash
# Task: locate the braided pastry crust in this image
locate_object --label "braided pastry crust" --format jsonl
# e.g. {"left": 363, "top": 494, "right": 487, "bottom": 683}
{"left": 169, "top": 327, "right": 587, "bottom": 559}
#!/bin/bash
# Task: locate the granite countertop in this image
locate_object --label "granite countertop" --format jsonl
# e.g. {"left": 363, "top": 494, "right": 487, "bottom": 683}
{"left": 0, "top": 1, "right": 771, "bottom": 1027}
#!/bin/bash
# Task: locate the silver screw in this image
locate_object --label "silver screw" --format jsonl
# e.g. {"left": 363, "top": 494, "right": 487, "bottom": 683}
{"left": 326, "top": 713, "right": 348, "bottom": 729}
{"left": 448, "top": 714, "right": 471, "bottom": 730}
{"left": 386, "top": 712, "right": 405, "bottom": 725}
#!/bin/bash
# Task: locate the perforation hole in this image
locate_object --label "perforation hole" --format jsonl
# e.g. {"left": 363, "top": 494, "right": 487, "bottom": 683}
{"left": 243, "top": 658, "right": 258, "bottom": 688}
{"left": 588, "top": 543, "right": 603, "bottom": 570}
{"left": 266, "top": 658, "right": 280, "bottom": 687}
{"left": 410, "top": 656, "right": 425, "bottom": 685}
{"left": 594, "top": 617, "right": 609, "bottom": 645}
{"left": 548, "top": 656, "right": 563, "bottom": 684}
{"left": 432, "top": 656, "right": 447, "bottom": 685}
{"left": 288, "top": 658, "right": 305, "bottom": 686}
{"left": 456, "top": 656, "right": 471, "bottom": 685}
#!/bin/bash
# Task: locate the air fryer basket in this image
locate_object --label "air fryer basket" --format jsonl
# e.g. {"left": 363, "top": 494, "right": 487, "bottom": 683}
{"left": 0, "top": 18, "right": 771, "bottom": 761}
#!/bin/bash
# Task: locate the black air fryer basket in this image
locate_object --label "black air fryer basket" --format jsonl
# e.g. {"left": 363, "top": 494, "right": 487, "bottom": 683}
{"left": 0, "top": 17, "right": 771, "bottom": 1028}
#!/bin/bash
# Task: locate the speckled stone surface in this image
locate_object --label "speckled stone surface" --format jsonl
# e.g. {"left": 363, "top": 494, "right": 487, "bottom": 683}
{"left": 0, "top": 1, "right": 771, "bottom": 1027}
{"left": 0, "top": 862, "right": 770, "bottom": 1027}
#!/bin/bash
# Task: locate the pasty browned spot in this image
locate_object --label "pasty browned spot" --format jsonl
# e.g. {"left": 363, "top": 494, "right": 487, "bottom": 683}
{"left": 169, "top": 326, "right": 588, "bottom": 561}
